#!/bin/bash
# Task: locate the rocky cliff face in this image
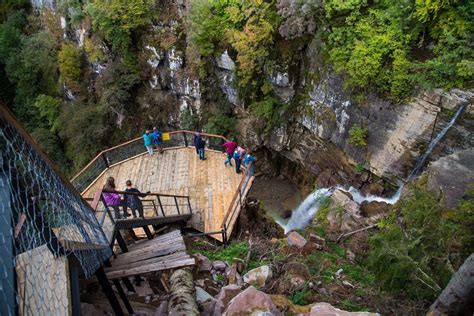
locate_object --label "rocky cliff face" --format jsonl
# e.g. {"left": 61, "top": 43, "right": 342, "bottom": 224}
{"left": 43, "top": 0, "right": 473, "bottom": 188}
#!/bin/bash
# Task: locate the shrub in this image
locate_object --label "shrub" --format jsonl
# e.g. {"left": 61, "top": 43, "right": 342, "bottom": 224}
{"left": 203, "top": 112, "right": 236, "bottom": 136}
{"left": 366, "top": 182, "right": 474, "bottom": 300}
{"left": 250, "top": 96, "right": 287, "bottom": 132}
{"left": 34, "top": 94, "right": 61, "bottom": 132}
{"left": 58, "top": 43, "right": 83, "bottom": 90}
{"left": 348, "top": 124, "right": 368, "bottom": 147}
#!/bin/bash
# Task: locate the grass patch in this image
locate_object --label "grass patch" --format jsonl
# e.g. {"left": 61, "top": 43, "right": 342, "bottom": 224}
{"left": 200, "top": 241, "right": 248, "bottom": 262}
{"left": 290, "top": 287, "right": 312, "bottom": 306}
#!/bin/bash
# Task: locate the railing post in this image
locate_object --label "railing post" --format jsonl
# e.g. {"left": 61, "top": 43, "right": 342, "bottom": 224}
{"left": 151, "top": 200, "right": 159, "bottom": 217}
{"left": 183, "top": 132, "right": 188, "bottom": 147}
{"left": 101, "top": 152, "right": 109, "bottom": 168}
{"left": 187, "top": 197, "right": 192, "bottom": 215}
{"left": 157, "top": 195, "right": 166, "bottom": 217}
{"left": 174, "top": 196, "right": 181, "bottom": 215}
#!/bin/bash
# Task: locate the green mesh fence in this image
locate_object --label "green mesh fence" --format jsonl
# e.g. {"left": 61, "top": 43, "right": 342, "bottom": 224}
{"left": 0, "top": 109, "right": 112, "bottom": 315}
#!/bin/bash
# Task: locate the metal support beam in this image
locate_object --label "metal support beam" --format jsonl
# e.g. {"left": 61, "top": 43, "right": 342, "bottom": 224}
{"left": 95, "top": 266, "right": 124, "bottom": 316}
{"left": 143, "top": 226, "right": 153, "bottom": 240}
{"left": 69, "top": 264, "right": 81, "bottom": 316}
{"left": 115, "top": 231, "right": 128, "bottom": 253}
{"left": 113, "top": 279, "right": 134, "bottom": 315}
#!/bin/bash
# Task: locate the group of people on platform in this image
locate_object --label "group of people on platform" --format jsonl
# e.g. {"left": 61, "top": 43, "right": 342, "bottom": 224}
{"left": 102, "top": 177, "right": 149, "bottom": 219}
{"left": 142, "top": 128, "right": 256, "bottom": 173}
{"left": 143, "top": 127, "right": 163, "bottom": 155}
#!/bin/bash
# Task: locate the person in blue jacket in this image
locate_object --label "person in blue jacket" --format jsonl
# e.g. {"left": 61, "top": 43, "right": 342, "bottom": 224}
{"left": 196, "top": 136, "right": 206, "bottom": 160}
{"left": 244, "top": 151, "right": 257, "bottom": 174}
{"left": 143, "top": 130, "right": 154, "bottom": 155}
{"left": 152, "top": 127, "right": 164, "bottom": 154}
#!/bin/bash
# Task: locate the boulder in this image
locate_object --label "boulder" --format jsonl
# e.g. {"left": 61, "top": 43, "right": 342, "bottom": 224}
{"left": 196, "top": 286, "right": 214, "bottom": 304}
{"left": 243, "top": 265, "right": 272, "bottom": 288}
{"left": 308, "top": 302, "right": 379, "bottom": 315}
{"left": 331, "top": 190, "right": 360, "bottom": 216}
{"left": 223, "top": 286, "right": 282, "bottom": 316}
{"left": 287, "top": 231, "right": 307, "bottom": 249}
{"left": 426, "top": 148, "right": 474, "bottom": 209}
{"left": 213, "top": 261, "right": 227, "bottom": 271}
{"left": 215, "top": 284, "right": 242, "bottom": 313}
{"left": 227, "top": 265, "right": 243, "bottom": 286}
{"left": 195, "top": 253, "right": 212, "bottom": 272}
{"left": 360, "top": 201, "right": 390, "bottom": 218}
{"left": 201, "top": 298, "right": 219, "bottom": 316}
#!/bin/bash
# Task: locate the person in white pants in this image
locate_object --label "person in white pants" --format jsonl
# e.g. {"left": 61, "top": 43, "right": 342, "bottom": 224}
{"left": 143, "top": 130, "right": 154, "bottom": 155}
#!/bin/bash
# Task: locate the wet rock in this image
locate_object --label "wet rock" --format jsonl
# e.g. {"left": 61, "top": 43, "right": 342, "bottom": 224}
{"left": 308, "top": 302, "right": 378, "bottom": 315}
{"left": 243, "top": 265, "right": 272, "bottom": 288}
{"left": 215, "top": 284, "right": 242, "bottom": 313}
{"left": 331, "top": 190, "right": 360, "bottom": 216}
{"left": 196, "top": 286, "right": 213, "bottom": 304}
{"left": 213, "top": 261, "right": 227, "bottom": 271}
{"left": 195, "top": 253, "right": 212, "bottom": 272}
{"left": 287, "top": 231, "right": 307, "bottom": 249}
{"left": 426, "top": 148, "right": 474, "bottom": 209}
{"left": 360, "top": 201, "right": 390, "bottom": 218}
{"left": 282, "top": 209, "right": 293, "bottom": 219}
{"left": 223, "top": 286, "right": 282, "bottom": 316}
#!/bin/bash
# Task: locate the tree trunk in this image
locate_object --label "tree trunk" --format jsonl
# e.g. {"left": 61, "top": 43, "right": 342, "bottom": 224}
{"left": 168, "top": 268, "right": 199, "bottom": 316}
{"left": 428, "top": 253, "right": 474, "bottom": 315}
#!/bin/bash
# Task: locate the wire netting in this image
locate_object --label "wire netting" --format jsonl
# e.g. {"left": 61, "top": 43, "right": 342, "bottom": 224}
{"left": 0, "top": 110, "right": 112, "bottom": 315}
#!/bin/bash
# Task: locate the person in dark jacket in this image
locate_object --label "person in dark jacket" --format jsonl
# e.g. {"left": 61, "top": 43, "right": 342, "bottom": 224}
{"left": 152, "top": 126, "right": 164, "bottom": 154}
{"left": 124, "top": 180, "right": 149, "bottom": 218}
{"left": 196, "top": 136, "right": 206, "bottom": 160}
{"left": 192, "top": 132, "right": 201, "bottom": 155}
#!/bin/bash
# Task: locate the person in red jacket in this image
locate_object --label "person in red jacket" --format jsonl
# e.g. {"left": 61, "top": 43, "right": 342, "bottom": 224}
{"left": 222, "top": 139, "right": 237, "bottom": 167}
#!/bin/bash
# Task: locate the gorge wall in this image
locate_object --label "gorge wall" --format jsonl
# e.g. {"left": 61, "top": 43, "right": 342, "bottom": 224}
{"left": 29, "top": 0, "right": 474, "bottom": 192}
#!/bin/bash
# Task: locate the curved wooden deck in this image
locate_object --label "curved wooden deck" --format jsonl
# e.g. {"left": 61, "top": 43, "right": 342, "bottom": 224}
{"left": 81, "top": 147, "right": 246, "bottom": 239}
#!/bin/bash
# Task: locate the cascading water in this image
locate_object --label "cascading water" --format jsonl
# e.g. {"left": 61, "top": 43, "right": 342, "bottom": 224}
{"left": 283, "top": 188, "right": 333, "bottom": 233}
{"left": 282, "top": 104, "right": 466, "bottom": 233}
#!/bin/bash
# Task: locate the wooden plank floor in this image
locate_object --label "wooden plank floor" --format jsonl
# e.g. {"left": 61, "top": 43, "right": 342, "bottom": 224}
{"left": 105, "top": 230, "right": 194, "bottom": 279}
{"left": 82, "top": 147, "right": 243, "bottom": 236}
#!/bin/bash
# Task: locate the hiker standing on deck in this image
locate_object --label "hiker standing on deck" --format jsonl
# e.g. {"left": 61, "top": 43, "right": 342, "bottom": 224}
{"left": 143, "top": 129, "right": 154, "bottom": 155}
{"left": 193, "top": 132, "right": 202, "bottom": 156}
{"left": 223, "top": 139, "right": 237, "bottom": 167}
{"left": 196, "top": 136, "right": 206, "bottom": 160}
{"left": 102, "top": 177, "right": 127, "bottom": 219}
{"left": 124, "top": 180, "right": 149, "bottom": 218}
{"left": 152, "top": 127, "right": 164, "bottom": 154}
{"left": 244, "top": 150, "right": 257, "bottom": 174}
{"left": 233, "top": 146, "right": 246, "bottom": 174}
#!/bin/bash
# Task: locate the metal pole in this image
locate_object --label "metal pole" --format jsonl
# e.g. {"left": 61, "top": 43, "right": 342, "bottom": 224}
{"left": 95, "top": 267, "right": 124, "bottom": 316}
{"left": 157, "top": 196, "right": 166, "bottom": 217}
{"left": 187, "top": 197, "right": 192, "bottom": 215}
{"left": 101, "top": 152, "right": 109, "bottom": 168}
{"left": 113, "top": 279, "right": 135, "bottom": 314}
{"left": 69, "top": 263, "right": 81, "bottom": 316}
{"left": 174, "top": 196, "right": 181, "bottom": 215}
{"left": 183, "top": 132, "right": 188, "bottom": 147}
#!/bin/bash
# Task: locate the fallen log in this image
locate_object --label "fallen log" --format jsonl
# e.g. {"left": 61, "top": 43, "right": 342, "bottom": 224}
{"left": 336, "top": 223, "right": 378, "bottom": 243}
{"left": 428, "top": 253, "right": 474, "bottom": 315}
{"left": 168, "top": 268, "right": 199, "bottom": 316}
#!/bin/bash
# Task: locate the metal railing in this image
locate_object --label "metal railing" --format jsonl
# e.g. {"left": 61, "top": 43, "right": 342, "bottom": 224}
{"left": 71, "top": 130, "right": 227, "bottom": 193}
{"left": 84, "top": 190, "right": 193, "bottom": 243}
{"left": 221, "top": 161, "right": 254, "bottom": 243}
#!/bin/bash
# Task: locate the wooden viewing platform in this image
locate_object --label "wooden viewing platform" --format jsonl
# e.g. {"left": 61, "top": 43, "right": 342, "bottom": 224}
{"left": 75, "top": 131, "right": 255, "bottom": 242}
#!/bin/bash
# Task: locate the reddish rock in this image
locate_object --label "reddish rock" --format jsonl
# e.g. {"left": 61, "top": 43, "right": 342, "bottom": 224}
{"left": 213, "top": 260, "right": 227, "bottom": 271}
{"left": 287, "top": 231, "right": 307, "bottom": 249}
{"left": 243, "top": 265, "right": 272, "bottom": 288}
{"left": 223, "top": 286, "right": 282, "bottom": 316}
{"left": 215, "top": 284, "right": 242, "bottom": 313}
{"left": 308, "top": 302, "right": 378, "bottom": 315}
{"left": 195, "top": 253, "right": 212, "bottom": 272}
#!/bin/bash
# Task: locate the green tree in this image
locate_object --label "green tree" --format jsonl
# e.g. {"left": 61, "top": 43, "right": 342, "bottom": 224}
{"left": 34, "top": 94, "right": 61, "bottom": 132}
{"left": 88, "top": 0, "right": 154, "bottom": 55}
{"left": 58, "top": 43, "right": 83, "bottom": 91}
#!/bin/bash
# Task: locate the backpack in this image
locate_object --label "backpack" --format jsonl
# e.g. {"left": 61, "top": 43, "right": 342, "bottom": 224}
{"left": 233, "top": 151, "right": 240, "bottom": 160}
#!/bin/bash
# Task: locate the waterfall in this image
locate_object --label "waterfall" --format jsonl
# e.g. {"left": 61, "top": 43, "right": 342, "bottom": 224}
{"left": 283, "top": 188, "right": 333, "bottom": 233}
{"left": 282, "top": 104, "right": 466, "bottom": 233}
{"left": 406, "top": 104, "right": 466, "bottom": 181}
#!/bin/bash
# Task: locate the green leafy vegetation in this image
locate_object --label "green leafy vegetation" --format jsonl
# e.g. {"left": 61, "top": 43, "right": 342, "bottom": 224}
{"left": 348, "top": 124, "right": 368, "bottom": 147}
{"left": 366, "top": 181, "right": 474, "bottom": 300}
{"left": 58, "top": 43, "right": 83, "bottom": 91}
{"left": 290, "top": 287, "right": 311, "bottom": 306}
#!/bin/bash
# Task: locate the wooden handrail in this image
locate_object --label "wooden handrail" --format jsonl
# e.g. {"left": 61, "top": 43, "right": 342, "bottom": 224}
{"left": 71, "top": 130, "right": 228, "bottom": 183}
{"left": 222, "top": 161, "right": 253, "bottom": 227}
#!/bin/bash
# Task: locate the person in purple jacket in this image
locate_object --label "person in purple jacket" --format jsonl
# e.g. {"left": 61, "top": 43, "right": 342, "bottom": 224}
{"left": 102, "top": 177, "right": 127, "bottom": 219}
{"left": 223, "top": 139, "right": 237, "bottom": 167}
